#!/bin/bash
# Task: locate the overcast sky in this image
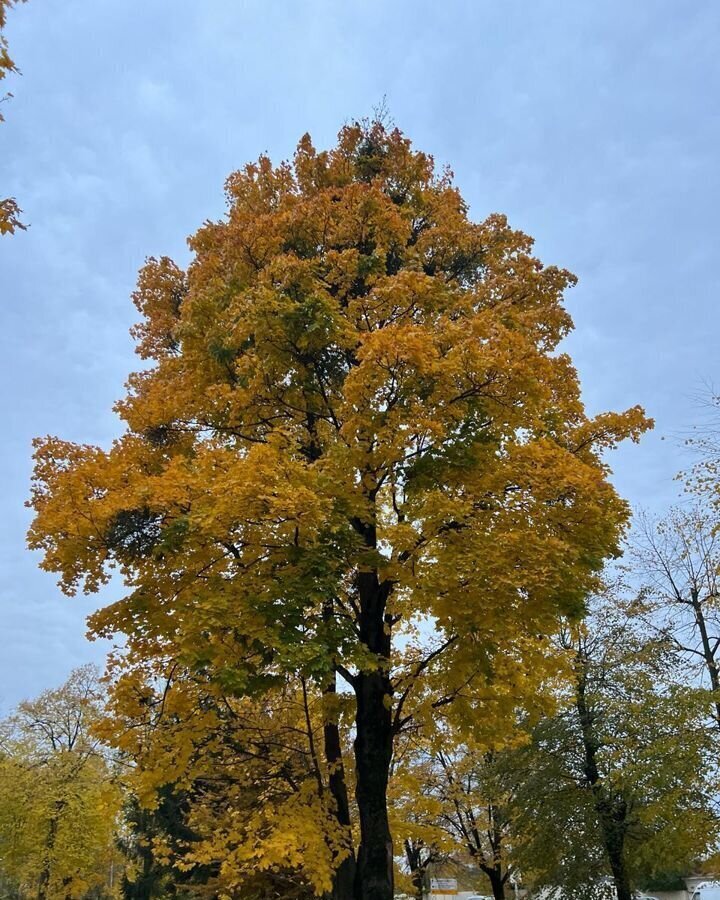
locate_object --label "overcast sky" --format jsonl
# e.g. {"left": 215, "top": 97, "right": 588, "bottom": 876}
{"left": 1, "top": 0, "right": 718, "bottom": 709}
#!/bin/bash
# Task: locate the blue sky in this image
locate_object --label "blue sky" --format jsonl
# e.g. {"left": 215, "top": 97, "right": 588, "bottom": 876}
{"left": 1, "top": 0, "right": 718, "bottom": 708}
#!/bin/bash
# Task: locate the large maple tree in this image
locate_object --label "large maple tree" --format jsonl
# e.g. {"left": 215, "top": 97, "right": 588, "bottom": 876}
{"left": 29, "top": 121, "right": 650, "bottom": 900}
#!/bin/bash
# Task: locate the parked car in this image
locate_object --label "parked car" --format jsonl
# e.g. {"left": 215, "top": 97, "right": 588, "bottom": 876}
{"left": 691, "top": 883, "right": 720, "bottom": 900}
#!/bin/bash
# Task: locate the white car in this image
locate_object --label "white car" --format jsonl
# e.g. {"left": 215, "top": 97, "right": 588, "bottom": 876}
{"left": 691, "top": 884, "right": 720, "bottom": 900}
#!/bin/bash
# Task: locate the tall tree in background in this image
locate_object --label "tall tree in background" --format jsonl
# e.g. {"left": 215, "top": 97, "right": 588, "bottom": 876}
{"left": 28, "top": 120, "right": 650, "bottom": 900}
{"left": 390, "top": 644, "right": 565, "bottom": 900}
{"left": 428, "top": 749, "right": 516, "bottom": 900}
{"left": 0, "top": 0, "right": 27, "bottom": 235}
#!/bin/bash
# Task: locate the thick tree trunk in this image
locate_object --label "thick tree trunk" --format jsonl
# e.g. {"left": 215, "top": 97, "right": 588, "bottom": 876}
{"left": 354, "top": 669, "right": 394, "bottom": 900}
{"left": 353, "top": 567, "right": 394, "bottom": 900}
{"left": 597, "top": 801, "right": 632, "bottom": 900}
{"left": 486, "top": 868, "right": 506, "bottom": 900}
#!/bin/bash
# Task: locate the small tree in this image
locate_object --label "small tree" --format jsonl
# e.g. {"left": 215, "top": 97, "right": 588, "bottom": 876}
{"left": 391, "top": 651, "right": 564, "bottom": 900}
{"left": 102, "top": 661, "right": 351, "bottom": 899}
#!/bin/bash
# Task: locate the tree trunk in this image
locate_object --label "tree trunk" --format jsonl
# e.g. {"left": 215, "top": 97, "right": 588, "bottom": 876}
{"left": 596, "top": 800, "right": 632, "bottom": 900}
{"left": 37, "top": 811, "right": 60, "bottom": 900}
{"left": 353, "top": 567, "right": 394, "bottom": 900}
{"left": 691, "top": 594, "right": 720, "bottom": 731}
{"left": 575, "top": 660, "right": 632, "bottom": 900}
{"left": 411, "top": 869, "right": 425, "bottom": 900}
{"left": 475, "top": 798, "right": 507, "bottom": 900}
{"left": 486, "top": 868, "right": 506, "bottom": 900}
{"left": 324, "top": 675, "right": 356, "bottom": 900}
{"left": 403, "top": 840, "right": 429, "bottom": 900}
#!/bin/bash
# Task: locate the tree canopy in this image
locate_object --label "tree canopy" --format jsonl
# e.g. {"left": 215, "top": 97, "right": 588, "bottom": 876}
{"left": 28, "top": 120, "right": 651, "bottom": 900}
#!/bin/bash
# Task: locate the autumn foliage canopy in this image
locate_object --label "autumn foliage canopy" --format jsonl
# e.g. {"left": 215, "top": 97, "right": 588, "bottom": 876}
{"left": 28, "top": 122, "right": 651, "bottom": 900}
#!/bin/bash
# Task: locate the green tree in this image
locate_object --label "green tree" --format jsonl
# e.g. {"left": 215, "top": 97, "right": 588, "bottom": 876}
{"left": 511, "top": 596, "right": 719, "bottom": 900}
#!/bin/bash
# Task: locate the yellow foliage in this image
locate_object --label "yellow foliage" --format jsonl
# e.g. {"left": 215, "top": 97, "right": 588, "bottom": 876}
{"left": 0, "top": 666, "right": 123, "bottom": 898}
{"left": 27, "top": 121, "right": 651, "bottom": 896}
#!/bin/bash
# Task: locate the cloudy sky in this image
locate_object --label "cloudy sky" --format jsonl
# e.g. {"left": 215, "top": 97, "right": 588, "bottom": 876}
{"left": 1, "top": 0, "right": 718, "bottom": 709}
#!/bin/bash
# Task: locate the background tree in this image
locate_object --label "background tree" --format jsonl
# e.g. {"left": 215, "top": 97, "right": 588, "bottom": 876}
{"left": 390, "top": 744, "right": 449, "bottom": 900}
{"left": 0, "top": 0, "right": 27, "bottom": 235}
{"left": 393, "top": 743, "right": 519, "bottom": 900}
{"left": 429, "top": 748, "right": 516, "bottom": 900}
{"left": 119, "top": 792, "right": 181, "bottom": 900}
{"left": 118, "top": 784, "right": 215, "bottom": 900}
{"left": 390, "top": 647, "right": 565, "bottom": 900}
{"left": 511, "top": 595, "right": 719, "bottom": 900}
{"left": 0, "top": 665, "right": 123, "bottom": 899}
{"left": 632, "top": 505, "right": 720, "bottom": 731}
{"left": 28, "top": 120, "right": 650, "bottom": 900}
